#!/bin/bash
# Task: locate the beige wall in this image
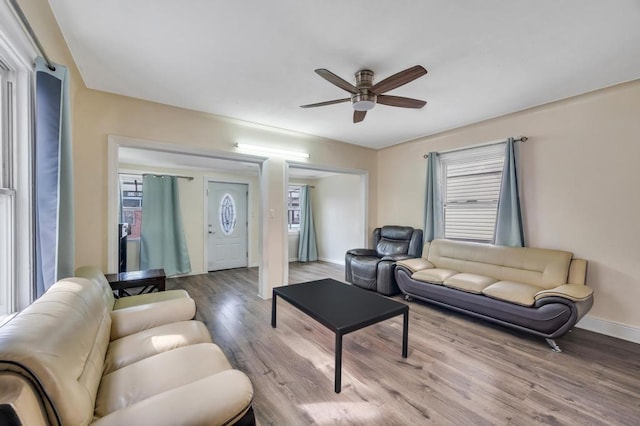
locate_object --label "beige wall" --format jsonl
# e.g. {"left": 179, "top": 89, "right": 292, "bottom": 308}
{"left": 314, "top": 174, "right": 365, "bottom": 264}
{"left": 377, "top": 80, "right": 640, "bottom": 331}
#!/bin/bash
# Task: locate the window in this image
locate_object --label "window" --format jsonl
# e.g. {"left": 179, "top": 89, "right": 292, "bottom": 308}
{"left": 0, "top": 64, "right": 15, "bottom": 315}
{"left": 287, "top": 185, "right": 301, "bottom": 231}
{"left": 0, "top": 1, "right": 38, "bottom": 313}
{"left": 440, "top": 144, "right": 505, "bottom": 243}
{"left": 119, "top": 174, "right": 143, "bottom": 239}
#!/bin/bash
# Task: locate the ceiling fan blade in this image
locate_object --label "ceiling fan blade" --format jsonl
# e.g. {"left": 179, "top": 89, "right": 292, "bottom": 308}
{"left": 377, "top": 95, "right": 426, "bottom": 109}
{"left": 300, "top": 98, "right": 350, "bottom": 108}
{"left": 353, "top": 110, "right": 367, "bottom": 123}
{"left": 315, "top": 69, "right": 359, "bottom": 94}
{"left": 370, "top": 65, "right": 427, "bottom": 94}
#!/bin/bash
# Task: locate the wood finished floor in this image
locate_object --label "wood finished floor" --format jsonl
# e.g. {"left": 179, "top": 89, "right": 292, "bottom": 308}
{"left": 168, "top": 262, "right": 640, "bottom": 426}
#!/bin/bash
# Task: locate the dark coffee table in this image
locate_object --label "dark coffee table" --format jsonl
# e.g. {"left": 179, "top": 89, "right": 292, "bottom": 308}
{"left": 271, "top": 278, "right": 408, "bottom": 393}
{"left": 105, "top": 268, "right": 166, "bottom": 298}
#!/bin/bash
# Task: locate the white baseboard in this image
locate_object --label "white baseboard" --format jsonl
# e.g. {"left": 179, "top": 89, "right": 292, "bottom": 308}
{"left": 318, "top": 257, "right": 345, "bottom": 266}
{"left": 289, "top": 257, "right": 298, "bottom": 262}
{"left": 576, "top": 315, "right": 640, "bottom": 345}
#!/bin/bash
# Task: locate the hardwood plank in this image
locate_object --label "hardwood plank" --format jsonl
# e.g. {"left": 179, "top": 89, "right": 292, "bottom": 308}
{"left": 169, "top": 262, "right": 640, "bottom": 426}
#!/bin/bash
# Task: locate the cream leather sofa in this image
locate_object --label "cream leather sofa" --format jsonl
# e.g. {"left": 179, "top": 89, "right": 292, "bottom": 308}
{"left": 0, "top": 271, "right": 254, "bottom": 425}
{"left": 395, "top": 239, "right": 594, "bottom": 352}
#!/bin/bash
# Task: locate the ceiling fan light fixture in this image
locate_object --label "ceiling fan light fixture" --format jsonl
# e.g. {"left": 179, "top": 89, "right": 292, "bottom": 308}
{"left": 351, "top": 93, "right": 377, "bottom": 111}
{"left": 303, "top": 65, "right": 427, "bottom": 122}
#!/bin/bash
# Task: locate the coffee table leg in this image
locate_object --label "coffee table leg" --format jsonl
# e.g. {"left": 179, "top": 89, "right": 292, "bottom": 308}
{"left": 335, "top": 332, "right": 343, "bottom": 393}
{"left": 402, "top": 310, "right": 409, "bottom": 358}
{"left": 271, "top": 293, "right": 277, "bottom": 328}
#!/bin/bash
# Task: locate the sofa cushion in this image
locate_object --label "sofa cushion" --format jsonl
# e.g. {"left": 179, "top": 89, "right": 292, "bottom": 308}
{"left": 103, "top": 321, "right": 213, "bottom": 375}
{"left": 427, "top": 239, "right": 573, "bottom": 290}
{"left": 412, "top": 268, "right": 458, "bottom": 285}
{"left": 444, "top": 273, "right": 497, "bottom": 294}
{"left": 376, "top": 239, "right": 410, "bottom": 257}
{"left": 92, "top": 370, "right": 254, "bottom": 426}
{"left": 379, "top": 225, "right": 414, "bottom": 240}
{"left": 109, "top": 297, "right": 196, "bottom": 340}
{"left": 482, "top": 281, "right": 544, "bottom": 306}
{"left": 95, "top": 343, "right": 232, "bottom": 417}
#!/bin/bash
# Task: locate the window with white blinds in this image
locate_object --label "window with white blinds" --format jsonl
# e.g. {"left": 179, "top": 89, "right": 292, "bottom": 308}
{"left": 440, "top": 144, "right": 505, "bottom": 243}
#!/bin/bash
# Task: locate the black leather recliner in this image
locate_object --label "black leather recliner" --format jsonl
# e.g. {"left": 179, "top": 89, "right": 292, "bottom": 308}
{"left": 345, "top": 226, "right": 423, "bottom": 296}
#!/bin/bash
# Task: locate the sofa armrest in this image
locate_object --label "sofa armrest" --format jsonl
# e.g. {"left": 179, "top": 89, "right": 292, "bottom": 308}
{"left": 396, "top": 258, "right": 434, "bottom": 273}
{"left": 346, "top": 248, "right": 378, "bottom": 257}
{"left": 567, "top": 258, "right": 588, "bottom": 285}
{"left": 110, "top": 298, "right": 196, "bottom": 340}
{"left": 535, "top": 284, "right": 593, "bottom": 302}
{"left": 92, "top": 370, "right": 253, "bottom": 426}
{"left": 0, "top": 372, "right": 49, "bottom": 426}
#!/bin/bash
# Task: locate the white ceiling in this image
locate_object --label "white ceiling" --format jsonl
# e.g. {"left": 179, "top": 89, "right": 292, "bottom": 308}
{"left": 50, "top": 1, "right": 640, "bottom": 149}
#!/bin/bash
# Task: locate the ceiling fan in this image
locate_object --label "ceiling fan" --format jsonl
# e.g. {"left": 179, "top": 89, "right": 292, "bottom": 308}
{"left": 300, "top": 65, "right": 427, "bottom": 123}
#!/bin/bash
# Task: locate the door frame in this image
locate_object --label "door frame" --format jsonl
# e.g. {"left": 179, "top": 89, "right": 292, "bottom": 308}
{"left": 107, "top": 135, "right": 265, "bottom": 280}
{"left": 203, "top": 177, "right": 255, "bottom": 271}
{"left": 283, "top": 161, "right": 369, "bottom": 282}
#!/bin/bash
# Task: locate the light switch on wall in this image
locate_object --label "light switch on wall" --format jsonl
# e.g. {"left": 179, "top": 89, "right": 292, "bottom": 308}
{"left": 269, "top": 209, "right": 275, "bottom": 218}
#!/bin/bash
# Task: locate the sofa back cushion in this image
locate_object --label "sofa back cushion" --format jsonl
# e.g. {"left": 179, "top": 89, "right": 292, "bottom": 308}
{"left": 0, "top": 278, "right": 111, "bottom": 425}
{"left": 427, "top": 239, "right": 573, "bottom": 289}
{"left": 375, "top": 226, "right": 422, "bottom": 257}
{"left": 75, "top": 265, "right": 116, "bottom": 310}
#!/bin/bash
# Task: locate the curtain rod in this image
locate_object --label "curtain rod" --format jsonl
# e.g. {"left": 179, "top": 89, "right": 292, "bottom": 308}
{"left": 143, "top": 173, "right": 194, "bottom": 181}
{"left": 8, "top": 0, "right": 55, "bottom": 71}
{"left": 422, "top": 136, "right": 527, "bottom": 159}
{"left": 118, "top": 172, "right": 194, "bottom": 181}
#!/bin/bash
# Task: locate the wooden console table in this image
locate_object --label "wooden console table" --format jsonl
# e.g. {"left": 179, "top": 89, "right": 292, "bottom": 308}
{"left": 105, "top": 268, "right": 166, "bottom": 298}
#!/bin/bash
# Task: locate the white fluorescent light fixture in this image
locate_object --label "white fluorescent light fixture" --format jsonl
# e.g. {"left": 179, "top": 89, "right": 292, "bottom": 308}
{"left": 235, "top": 143, "right": 309, "bottom": 159}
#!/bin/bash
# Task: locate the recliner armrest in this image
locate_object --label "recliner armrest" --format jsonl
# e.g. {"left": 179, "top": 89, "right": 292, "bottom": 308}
{"left": 534, "top": 284, "right": 593, "bottom": 302}
{"left": 346, "top": 248, "right": 379, "bottom": 257}
{"left": 396, "top": 258, "right": 434, "bottom": 273}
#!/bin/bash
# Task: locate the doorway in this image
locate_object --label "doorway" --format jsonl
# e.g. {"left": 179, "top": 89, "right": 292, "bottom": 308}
{"left": 207, "top": 181, "right": 248, "bottom": 271}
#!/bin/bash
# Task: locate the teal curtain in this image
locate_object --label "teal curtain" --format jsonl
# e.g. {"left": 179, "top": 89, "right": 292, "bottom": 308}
{"left": 140, "top": 175, "right": 191, "bottom": 276}
{"left": 424, "top": 152, "right": 443, "bottom": 241}
{"left": 34, "top": 57, "right": 74, "bottom": 296}
{"left": 298, "top": 185, "right": 318, "bottom": 262}
{"left": 494, "top": 138, "right": 525, "bottom": 247}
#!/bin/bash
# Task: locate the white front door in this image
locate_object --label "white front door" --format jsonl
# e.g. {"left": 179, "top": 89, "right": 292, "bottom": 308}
{"left": 207, "top": 182, "right": 248, "bottom": 271}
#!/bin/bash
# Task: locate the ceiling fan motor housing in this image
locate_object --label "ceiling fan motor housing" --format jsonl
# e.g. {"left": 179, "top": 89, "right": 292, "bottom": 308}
{"left": 352, "top": 69, "right": 376, "bottom": 111}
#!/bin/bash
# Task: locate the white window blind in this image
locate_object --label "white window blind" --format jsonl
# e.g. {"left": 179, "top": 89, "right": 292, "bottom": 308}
{"left": 440, "top": 144, "right": 505, "bottom": 243}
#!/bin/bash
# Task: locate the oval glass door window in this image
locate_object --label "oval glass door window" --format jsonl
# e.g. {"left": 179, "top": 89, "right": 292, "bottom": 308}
{"left": 219, "top": 193, "right": 237, "bottom": 235}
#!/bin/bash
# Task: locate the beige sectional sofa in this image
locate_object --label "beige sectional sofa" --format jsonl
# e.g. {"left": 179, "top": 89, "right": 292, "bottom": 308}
{"left": 0, "top": 267, "right": 254, "bottom": 425}
{"left": 395, "top": 239, "right": 594, "bottom": 351}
